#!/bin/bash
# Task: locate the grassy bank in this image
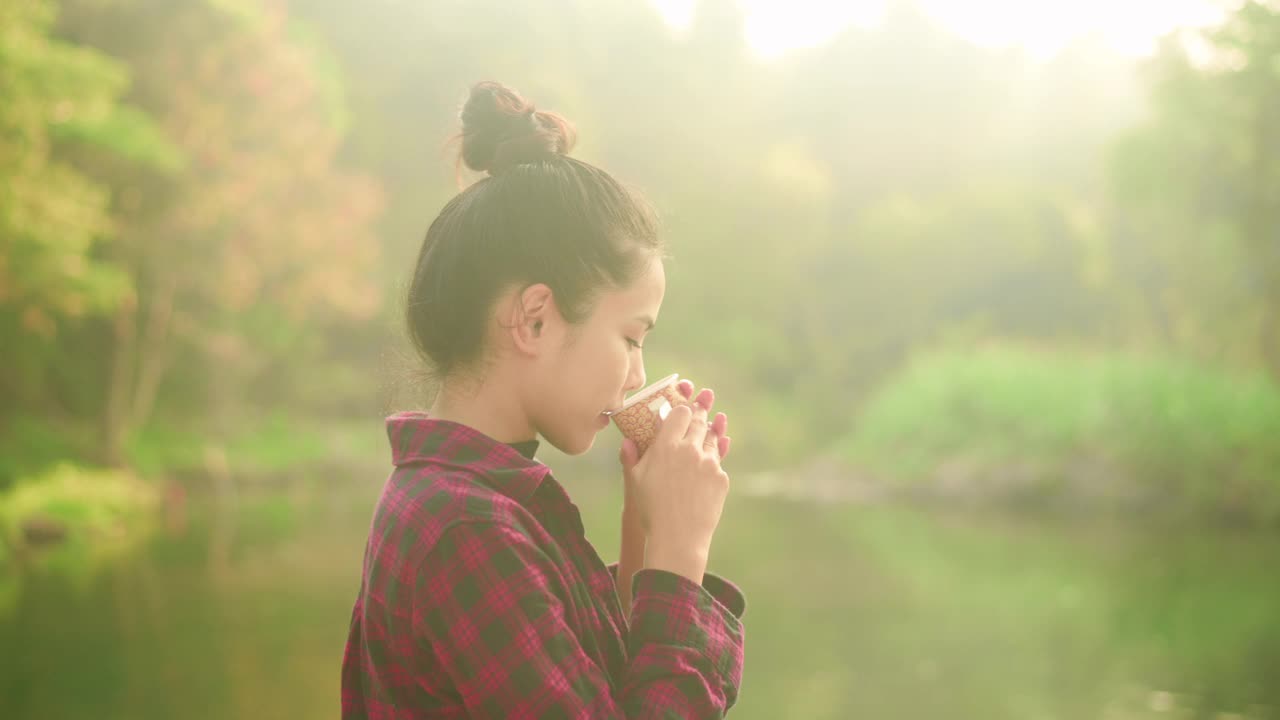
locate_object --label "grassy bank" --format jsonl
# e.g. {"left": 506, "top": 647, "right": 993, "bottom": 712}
{"left": 0, "top": 413, "right": 385, "bottom": 620}
{"left": 839, "top": 347, "right": 1280, "bottom": 523}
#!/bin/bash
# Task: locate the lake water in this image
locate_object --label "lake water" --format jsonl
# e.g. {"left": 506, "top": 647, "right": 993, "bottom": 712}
{"left": 2, "top": 470, "right": 1277, "bottom": 719}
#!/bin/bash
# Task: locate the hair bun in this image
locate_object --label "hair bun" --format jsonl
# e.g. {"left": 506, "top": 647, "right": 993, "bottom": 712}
{"left": 458, "top": 81, "right": 577, "bottom": 176}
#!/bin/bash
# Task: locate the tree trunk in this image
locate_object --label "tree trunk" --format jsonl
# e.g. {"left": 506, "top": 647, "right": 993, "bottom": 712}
{"left": 1262, "top": 306, "right": 1280, "bottom": 384}
{"left": 1250, "top": 43, "right": 1279, "bottom": 381}
{"left": 101, "top": 275, "right": 176, "bottom": 467}
{"left": 129, "top": 275, "right": 176, "bottom": 433}
{"left": 103, "top": 296, "right": 138, "bottom": 466}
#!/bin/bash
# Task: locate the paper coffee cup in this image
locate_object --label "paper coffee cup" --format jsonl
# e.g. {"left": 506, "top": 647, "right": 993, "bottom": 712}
{"left": 611, "top": 373, "right": 690, "bottom": 457}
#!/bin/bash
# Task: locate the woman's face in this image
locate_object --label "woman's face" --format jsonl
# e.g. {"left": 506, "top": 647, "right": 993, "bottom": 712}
{"left": 531, "top": 255, "right": 665, "bottom": 456}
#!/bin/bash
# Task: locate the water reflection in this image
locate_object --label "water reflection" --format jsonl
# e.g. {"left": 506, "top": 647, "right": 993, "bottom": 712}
{"left": 1, "top": 475, "right": 1277, "bottom": 720}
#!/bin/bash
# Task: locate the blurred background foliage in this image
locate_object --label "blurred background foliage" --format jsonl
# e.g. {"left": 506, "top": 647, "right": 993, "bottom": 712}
{"left": 2, "top": 0, "right": 1279, "bottom": 717}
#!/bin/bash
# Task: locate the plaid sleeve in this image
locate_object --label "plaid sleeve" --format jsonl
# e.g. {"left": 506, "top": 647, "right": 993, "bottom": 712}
{"left": 414, "top": 520, "right": 745, "bottom": 718}
{"left": 607, "top": 562, "right": 747, "bottom": 621}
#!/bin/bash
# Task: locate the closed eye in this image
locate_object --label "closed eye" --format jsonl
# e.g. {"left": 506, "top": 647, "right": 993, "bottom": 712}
{"left": 626, "top": 337, "right": 644, "bottom": 350}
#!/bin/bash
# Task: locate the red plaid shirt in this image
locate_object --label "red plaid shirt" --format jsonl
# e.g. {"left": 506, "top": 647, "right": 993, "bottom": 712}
{"left": 341, "top": 412, "right": 747, "bottom": 718}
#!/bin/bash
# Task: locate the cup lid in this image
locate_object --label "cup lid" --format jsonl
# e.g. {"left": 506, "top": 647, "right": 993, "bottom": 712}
{"left": 619, "top": 373, "right": 680, "bottom": 410}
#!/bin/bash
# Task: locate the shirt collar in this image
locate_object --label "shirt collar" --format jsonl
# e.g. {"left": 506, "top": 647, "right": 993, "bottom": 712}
{"left": 386, "top": 411, "right": 552, "bottom": 506}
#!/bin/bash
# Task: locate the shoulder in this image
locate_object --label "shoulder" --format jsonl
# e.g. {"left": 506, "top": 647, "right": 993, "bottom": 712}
{"left": 371, "top": 463, "right": 532, "bottom": 549}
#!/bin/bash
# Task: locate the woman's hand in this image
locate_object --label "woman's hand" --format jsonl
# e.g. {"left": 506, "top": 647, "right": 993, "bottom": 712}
{"left": 621, "top": 380, "right": 731, "bottom": 527}
{"left": 617, "top": 379, "right": 730, "bottom": 619}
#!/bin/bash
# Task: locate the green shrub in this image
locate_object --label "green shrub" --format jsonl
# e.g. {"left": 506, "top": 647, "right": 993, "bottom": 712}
{"left": 842, "top": 347, "right": 1280, "bottom": 522}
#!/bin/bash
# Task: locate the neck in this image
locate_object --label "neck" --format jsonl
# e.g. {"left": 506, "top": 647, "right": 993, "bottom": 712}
{"left": 427, "top": 373, "right": 537, "bottom": 445}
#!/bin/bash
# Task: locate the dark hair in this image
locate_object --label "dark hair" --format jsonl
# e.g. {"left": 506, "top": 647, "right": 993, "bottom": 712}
{"left": 406, "top": 81, "right": 664, "bottom": 382}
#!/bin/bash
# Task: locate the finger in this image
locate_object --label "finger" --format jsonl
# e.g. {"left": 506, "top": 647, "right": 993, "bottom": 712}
{"left": 677, "top": 379, "right": 695, "bottom": 400}
{"left": 705, "top": 412, "right": 726, "bottom": 448}
{"left": 719, "top": 435, "right": 731, "bottom": 459}
{"left": 619, "top": 437, "right": 639, "bottom": 470}
{"left": 683, "top": 402, "right": 710, "bottom": 446}
{"left": 711, "top": 412, "right": 727, "bottom": 437}
{"left": 657, "top": 403, "right": 694, "bottom": 443}
{"left": 695, "top": 387, "right": 715, "bottom": 412}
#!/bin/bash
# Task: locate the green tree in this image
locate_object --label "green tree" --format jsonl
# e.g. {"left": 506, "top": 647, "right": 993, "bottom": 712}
{"left": 0, "top": 0, "right": 173, "bottom": 421}
{"left": 57, "top": 0, "right": 383, "bottom": 462}
{"left": 290, "top": 0, "right": 1144, "bottom": 466}
{"left": 1108, "top": 0, "right": 1280, "bottom": 377}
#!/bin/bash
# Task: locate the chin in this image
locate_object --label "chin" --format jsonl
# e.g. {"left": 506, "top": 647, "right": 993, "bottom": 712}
{"left": 545, "top": 428, "right": 599, "bottom": 457}
{"left": 563, "top": 435, "right": 597, "bottom": 457}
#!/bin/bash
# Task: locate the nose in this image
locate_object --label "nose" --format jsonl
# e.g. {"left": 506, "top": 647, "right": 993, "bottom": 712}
{"left": 623, "top": 361, "right": 646, "bottom": 396}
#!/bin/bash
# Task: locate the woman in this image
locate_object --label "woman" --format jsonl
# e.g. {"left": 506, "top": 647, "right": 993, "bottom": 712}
{"left": 341, "top": 81, "right": 746, "bottom": 718}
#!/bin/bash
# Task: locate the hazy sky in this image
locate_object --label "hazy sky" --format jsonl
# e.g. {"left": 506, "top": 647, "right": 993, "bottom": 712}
{"left": 649, "top": 0, "right": 1226, "bottom": 59}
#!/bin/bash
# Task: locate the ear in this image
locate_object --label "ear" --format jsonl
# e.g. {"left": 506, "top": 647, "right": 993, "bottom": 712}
{"left": 507, "top": 283, "right": 557, "bottom": 356}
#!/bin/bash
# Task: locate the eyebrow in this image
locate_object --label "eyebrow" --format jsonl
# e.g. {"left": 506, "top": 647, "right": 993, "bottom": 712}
{"left": 635, "top": 314, "right": 656, "bottom": 331}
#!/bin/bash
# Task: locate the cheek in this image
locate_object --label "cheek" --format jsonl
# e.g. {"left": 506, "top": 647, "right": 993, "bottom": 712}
{"left": 598, "top": 341, "right": 633, "bottom": 388}
{"left": 562, "top": 334, "right": 627, "bottom": 387}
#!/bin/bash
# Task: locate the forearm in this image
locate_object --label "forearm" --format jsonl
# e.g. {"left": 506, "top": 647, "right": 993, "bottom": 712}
{"left": 617, "top": 510, "right": 646, "bottom": 622}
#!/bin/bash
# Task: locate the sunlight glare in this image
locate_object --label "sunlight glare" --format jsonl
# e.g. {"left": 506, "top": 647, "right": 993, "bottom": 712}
{"left": 648, "top": 0, "right": 1226, "bottom": 60}
{"left": 742, "top": 0, "right": 886, "bottom": 59}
